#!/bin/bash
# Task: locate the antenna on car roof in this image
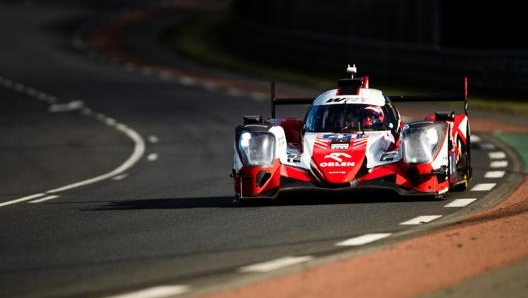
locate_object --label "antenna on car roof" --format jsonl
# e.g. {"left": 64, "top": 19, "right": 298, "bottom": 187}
{"left": 346, "top": 64, "right": 357, "bottom": 79}
{"left": 339, "top": 64, "right": 369, "bottom": 91}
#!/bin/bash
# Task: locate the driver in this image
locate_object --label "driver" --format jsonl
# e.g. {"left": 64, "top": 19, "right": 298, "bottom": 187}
{"left": 362, "top": 105, "right": 385, "bottom": 128}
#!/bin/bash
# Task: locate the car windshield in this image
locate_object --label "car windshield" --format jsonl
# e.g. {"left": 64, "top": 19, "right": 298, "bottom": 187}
{"left": 303, "top": 103, "right": 386, "bottom": 133}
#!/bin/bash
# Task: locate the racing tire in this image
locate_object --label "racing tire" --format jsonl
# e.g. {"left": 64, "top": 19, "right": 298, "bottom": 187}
{"left": 451, "top": 138, "right": 470, "bottom": 192}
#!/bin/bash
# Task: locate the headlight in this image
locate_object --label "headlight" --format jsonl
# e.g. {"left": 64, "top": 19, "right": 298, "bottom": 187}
{"left": 402, "top": 122, "right": 446, "bottom": 164}
{"left": 238, "top": 131, "right": 276, "bottom": 166}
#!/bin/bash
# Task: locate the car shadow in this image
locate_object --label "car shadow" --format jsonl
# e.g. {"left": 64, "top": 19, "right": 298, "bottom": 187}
{"left": 90, "top": 196, "right": 236, "bottom": 210}
{"left": 90, "top": 189, "right": 437, "bottom": 210}
{"left": 269, "top": 189, "right": 438, "bottom": 206}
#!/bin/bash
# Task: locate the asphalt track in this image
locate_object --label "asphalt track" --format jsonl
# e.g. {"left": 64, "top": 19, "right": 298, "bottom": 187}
{"left": 0, "top": 1, "right": 525, "bottom": 298}
{"left": 83, "top": 1, "right": 528, "bottom": 298}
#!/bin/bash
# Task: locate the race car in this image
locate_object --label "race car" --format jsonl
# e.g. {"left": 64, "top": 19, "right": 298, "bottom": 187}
{"left": 231, "top": 64, "right": 471, "bottom": 201}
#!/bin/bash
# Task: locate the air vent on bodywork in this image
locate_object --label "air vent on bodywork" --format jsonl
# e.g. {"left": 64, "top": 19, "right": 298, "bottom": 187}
{"left": 256, "top": 170, "right": 272, "bottom": 187}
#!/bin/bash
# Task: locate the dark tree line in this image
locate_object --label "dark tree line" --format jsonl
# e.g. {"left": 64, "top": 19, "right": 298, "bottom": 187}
{"left": 232, "top": 0, "right": 526, "bottom": 49}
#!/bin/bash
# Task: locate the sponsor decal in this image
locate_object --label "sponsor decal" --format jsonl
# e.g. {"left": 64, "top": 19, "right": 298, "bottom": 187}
{"left": 320, "top": 161, "right": 356, "bottom": 167}
{"left": 331, "top": 143, "right": 349, "bottom": 150}
{"left": 331, "top": 136, "right": 350, "bottom": 149}
{"left": 320, "top": 152, "right": 355, "bottom": 167}
{"left": 310, "top": 133, "right": 368, "bottom": 182}
{"left": 319, "top": 134, "right": 354, "bottom": 150}
{"left": 324, "top": 152, "right": 352, "bottom": 162}
{"left": 326, "top": 97, "right": 347, "bottom": 103}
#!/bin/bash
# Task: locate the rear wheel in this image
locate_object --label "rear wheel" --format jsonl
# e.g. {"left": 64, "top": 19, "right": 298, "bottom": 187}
{"left": 452, "top": 138, "right": 471, "bottom": 191}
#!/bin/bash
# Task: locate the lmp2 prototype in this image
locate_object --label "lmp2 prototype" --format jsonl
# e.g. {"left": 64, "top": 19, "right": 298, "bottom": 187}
{"left": 231, "top": 65, "right": 472, "bottom": 201}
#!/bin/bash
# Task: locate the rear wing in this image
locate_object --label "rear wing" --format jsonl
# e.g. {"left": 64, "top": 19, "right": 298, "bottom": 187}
{"left": 271, "top": 76, "right": 469, "bottom": 118}
{"left": 387, "top": 77, "right": 469, "bottom": 117}
{"left": 270, "top": 82, "right": 313, "bottom": 118}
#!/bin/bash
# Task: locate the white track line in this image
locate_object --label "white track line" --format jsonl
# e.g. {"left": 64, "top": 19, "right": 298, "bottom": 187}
{"left": 444, "top": 198, "right": 477, "bottom": 207}
{"left": 479, "top": 142, "right": 496, "bottom": 150}
{"left": 488, "top": 151, "right": 506, "bottom": 159}
{"left": 471, "top": 183, "right": 496, "bottom": 191}
{"left": 46, "top": 124, "right": 144, "bottom": 194}
{"left": 112, "top": 174, "right": 129, "bottom": 180}
{"left": 0, "top": 193, "right": 45, "bottom": 207}
{"left": 484, "top": 171, "right": 505, "bottom": 178}
{"left": 147, "top": 135, "right": 159, "bottom": 143}
{"left": 400, "top": 215, "right": 442, "bottom": 225}
{"left": 239, "top": 256, "right": 313, "bottom": 273}
{"left": 336, "top": 233, "right": 392, "bottom": 246}
{"left": 490, "top": 160, "right": 508, "bottom": 168}
{"left": 0, "top": 76, "right": 146, "bottom": 207}
{"left": 29, "top": 195, "right": 59, "bottom": 203}
{"left": 102, "top": 285, "right": 190, "bottom": 298}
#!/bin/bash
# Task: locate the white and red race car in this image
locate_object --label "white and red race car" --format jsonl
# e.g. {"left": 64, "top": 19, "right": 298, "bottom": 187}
{"left": 231, "top": 65, "right": 471, "bottom": 201}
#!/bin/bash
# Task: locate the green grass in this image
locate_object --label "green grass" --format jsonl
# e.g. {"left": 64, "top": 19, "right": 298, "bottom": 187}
{"left": 161, "top": 10, "right": 528, "bottom": 115}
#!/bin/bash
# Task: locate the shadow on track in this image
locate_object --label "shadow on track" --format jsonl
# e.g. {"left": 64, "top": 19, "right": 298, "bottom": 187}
{"left": 242, "top": 189, "right": 439, "bottom": 207}
{"left": 90, "top": 189, "right": 438, "bottom": 210}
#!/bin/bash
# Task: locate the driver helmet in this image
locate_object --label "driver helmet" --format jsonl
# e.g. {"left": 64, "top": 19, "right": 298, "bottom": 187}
{"left": 362, "top": 105, "right": 384, "bottom": 127}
